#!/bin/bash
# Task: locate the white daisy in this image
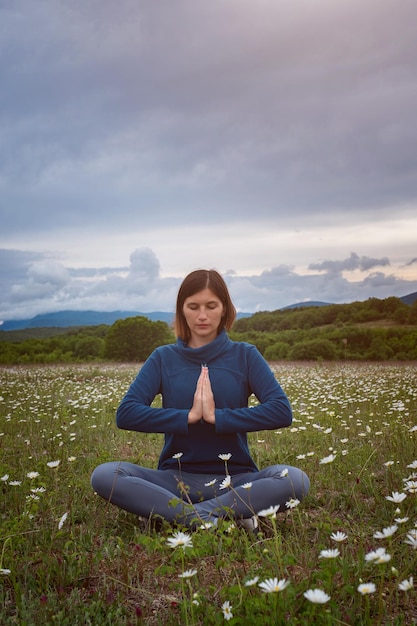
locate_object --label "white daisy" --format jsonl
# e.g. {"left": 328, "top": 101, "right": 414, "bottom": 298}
{"left": 303, "top": 588, "right": 331, "bottom": 603}
{"left": 257, "top": 505, "right": 280, "bottom": 519}
{"left": 404, "top": 532, "right": 417, "bottom": 548}
{"left": 221, "top": 600, "right": 233, "bottom": 621}
{"left": 166, "top": 531, "right": 193, "bottom": 550}
{"left": 319, "top": 453, "right": 337, "bottom": 465}
{"left": 178, "top": 569, "right": 197, "bottom": 579}
{"left": 374, "top": 552, "right": 391, "bottom": 563}
{"left": 259, "top": 577, "right": 290, "bottom": 593}
{"left": 46, "top": 460, "right": 60, "bottom": 468}
{"left": 285, "top": 498, "right": 300, "bottom": 509}
{"left": 398, "top": 577, "right": 413, "bottom": 591}
{"left": 404, "top": 480, "right": 417, "bottom": 493}
{"left": 358, "top": 582, "right": 376, "bottom": 595}
{"left": 219, "top": 475, "right": 231, "bottom": 490}
{"left": 58, "top": 512, "right": 68, "bottom": 530}
{"left": 385, "top": 491, "right": 407, "bottom": 503}
{"left": 330, "top": 531, "right": 348, "bottom": 542}
{"left": 373, "top": 525, "right": 398, "bottom": 539}
{"left": 319, "top": 548, "right": 340, "bottom": 559}
{"left": 365, "top": 548, "right": 389, "bottom": 562}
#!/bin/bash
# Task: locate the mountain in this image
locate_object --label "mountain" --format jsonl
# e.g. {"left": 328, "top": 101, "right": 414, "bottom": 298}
{"left": 280, "top": 300, "right": 332, "bottom": 310}
{"left": 400, "top": 291, "right": 417, "bottom": 305}
{"left": 0, "top": 309, "right": 253, "bottom": 331}
{"left": 281, "top": 292, "right": 417, "bottom": 310}
{"left": 1, "top": 291, "right": 415, "bottom": 332}
{"left": 0, "top": 310, "right": 174, "bottom": 331}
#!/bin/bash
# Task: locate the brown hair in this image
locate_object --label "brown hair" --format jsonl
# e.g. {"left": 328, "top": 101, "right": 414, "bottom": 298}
{"left": 174, "top": 269, "right": 237, "bottom": 341}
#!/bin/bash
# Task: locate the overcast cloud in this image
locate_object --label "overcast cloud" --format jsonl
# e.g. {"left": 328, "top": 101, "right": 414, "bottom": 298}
{"left": 1, "top": 0, "right": 417, "bottom": 322}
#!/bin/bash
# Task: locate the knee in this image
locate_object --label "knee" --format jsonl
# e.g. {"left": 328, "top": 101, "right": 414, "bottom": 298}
{"left": 267, "top": 465, "right": 310, "bottom": 499}
{"left": 294, "top": 468, "right": 310, "bottom": 498}
{"left": 91, "top": 462, "right": 116, "bottom": 496}
{"left": 287, "top": 467, "right": 310, "bottom": 499}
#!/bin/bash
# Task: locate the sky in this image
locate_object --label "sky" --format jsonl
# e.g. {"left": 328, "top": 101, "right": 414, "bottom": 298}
{"left": 1, "top": 0, "right": 417, "bottom": 322}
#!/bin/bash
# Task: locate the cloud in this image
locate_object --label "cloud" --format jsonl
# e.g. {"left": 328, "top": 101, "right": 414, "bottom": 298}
{"left": 1, "top": 1, "right": 417, "bottom": 320}
{"left": 27, "top": 261, "right": 70, "bottom": 286}
{"left": 361, "top": 272, "right": 399, "bottom": 289}
{"left": 309, "top": 252, "right": 390, "bottom": 275}
{"left": 128, "top": 248, "right": 160, "bottom": 283}
{"left": 0, "top": 249, "right": 43, "bottom": 285}
{"left": 1, "top": 247, "right": 416, "bottom": 323}
{"left": 1, "top": 0, "right": 417, "bottom": 244}
{"left": 9, "top": 260, "right": 70, "bottom": 306}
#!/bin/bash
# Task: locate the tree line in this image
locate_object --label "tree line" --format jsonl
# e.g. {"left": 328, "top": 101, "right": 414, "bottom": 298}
{"left": 0, "top": 317, "right": 173, "bottom": 364}
{"left": 0, "top": 296, "right": 416, "bottom": 364}
{"left": 230, "top": 296, "right": 417, "bottom": 361}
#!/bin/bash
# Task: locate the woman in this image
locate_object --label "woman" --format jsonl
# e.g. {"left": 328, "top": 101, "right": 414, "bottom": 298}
{"left": 91, "top": 269, "right": 309, "bottom": 528}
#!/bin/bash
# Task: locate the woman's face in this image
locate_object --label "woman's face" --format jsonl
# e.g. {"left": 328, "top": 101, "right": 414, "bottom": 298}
{"left": 182, "top": 288, "right": 224, "bottom": 347}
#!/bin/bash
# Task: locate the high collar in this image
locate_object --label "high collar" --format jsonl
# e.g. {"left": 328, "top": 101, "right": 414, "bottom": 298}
{"left": 176, "top": 329, "right": 230, "bottom": 364}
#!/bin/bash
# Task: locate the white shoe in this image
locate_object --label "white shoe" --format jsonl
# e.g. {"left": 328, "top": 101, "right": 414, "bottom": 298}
{"left": 237, "top": 516, "right": 259, "bottom": 532}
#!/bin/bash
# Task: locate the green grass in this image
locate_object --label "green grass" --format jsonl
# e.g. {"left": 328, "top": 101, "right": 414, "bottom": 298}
{"left": 0, "top": 362, "right": 416, "bottom": 625}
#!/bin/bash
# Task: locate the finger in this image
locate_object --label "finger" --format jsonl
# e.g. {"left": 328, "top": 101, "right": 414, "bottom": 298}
{"left": 195, "top": 369, "right": 205, "bottom": 389}
{"left": 203, "top": 369, "right": 213, "bottom": 392}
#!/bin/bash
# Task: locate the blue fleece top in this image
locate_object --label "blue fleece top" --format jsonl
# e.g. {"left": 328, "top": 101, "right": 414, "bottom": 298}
{"left": 116, "top": 330, "right": 292, "bottom": 474}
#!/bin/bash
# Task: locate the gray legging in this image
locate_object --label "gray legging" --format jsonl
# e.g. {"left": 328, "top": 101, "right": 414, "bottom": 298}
{"left": 91, "top": 462, "right": 310, "bottom": 527}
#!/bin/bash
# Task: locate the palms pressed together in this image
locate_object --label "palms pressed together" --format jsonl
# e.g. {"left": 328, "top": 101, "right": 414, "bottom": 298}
{"left": 188, "top": 366, "right": 215, "bottom": 424}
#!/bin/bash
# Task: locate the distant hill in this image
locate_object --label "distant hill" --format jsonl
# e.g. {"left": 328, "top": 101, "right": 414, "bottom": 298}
{"left": 280, "top": 300, "right": 332, "bottom": 310}
{"left": 0, "top": 309, "right": 253, "bottom": 332}
{"left": 0, "top": 310, "right": 173, "bottom": 331}
{"left": 281, "top": 293, "right": 417, "bottom": 311}
{"left": 283, "top": 292, "right": 417, "bottom": 310}
{"left": 1, "top": 292, "right": 415, "bottom": 332}
{"left": 401, "top": 291, "right": 417, "bottom": 306}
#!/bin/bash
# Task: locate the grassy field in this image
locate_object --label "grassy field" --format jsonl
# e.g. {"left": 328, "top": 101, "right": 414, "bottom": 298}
{"left": 0, "top": 362, "right": 416, "bottom": 625}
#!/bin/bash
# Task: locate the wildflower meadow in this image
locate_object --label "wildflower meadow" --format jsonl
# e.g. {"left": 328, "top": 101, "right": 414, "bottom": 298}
{"left": 0, "top": 362, "right": 416, "bottom": 625}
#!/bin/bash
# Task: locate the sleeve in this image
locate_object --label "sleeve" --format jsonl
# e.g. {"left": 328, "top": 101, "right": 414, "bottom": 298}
{"left": 115, "top": 349, "right": 189, "bottom": 434}
{"left": 215, "top": 345, "right": 292, "bottom": 434}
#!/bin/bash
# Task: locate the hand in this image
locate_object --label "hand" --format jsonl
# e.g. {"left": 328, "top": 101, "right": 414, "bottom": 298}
{"left": 188, "top": 369, "right": 203, "bottom": 424}
{"left": 188, "top": 366, "right": 216, "bottom": 424}
{"left": 201, "top": 366, "right": 216, "bottom": 424}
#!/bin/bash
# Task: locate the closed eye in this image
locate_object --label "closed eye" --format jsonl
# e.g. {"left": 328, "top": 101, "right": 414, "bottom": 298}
{"left": 187, "top": 301, "right": 220, "bottom": 309}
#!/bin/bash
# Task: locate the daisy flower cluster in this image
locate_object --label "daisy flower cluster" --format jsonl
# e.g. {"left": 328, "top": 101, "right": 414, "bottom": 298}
{"left": 0, "top": 365, "right": 137, "bottom": 547}
{"left": 0, "top": 363, "right": 416, "bottom": 624}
